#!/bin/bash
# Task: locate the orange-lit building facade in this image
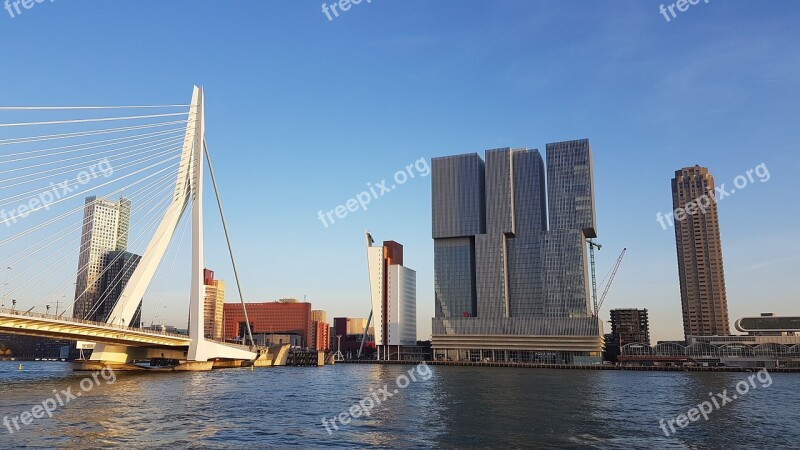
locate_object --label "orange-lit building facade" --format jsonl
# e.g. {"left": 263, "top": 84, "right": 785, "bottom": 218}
{"left": 312, "top": 321, "right": 331, "bottom": 352}
{"left": 203, "top": 269, "right": 225, "bottom": 341}
{"left": 222, "top": 301, "right": 312, "bottom": 348}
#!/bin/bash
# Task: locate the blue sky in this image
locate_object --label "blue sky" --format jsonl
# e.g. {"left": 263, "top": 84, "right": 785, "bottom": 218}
{"left": 0, "top": 1, "right": 798, "bottom": 342}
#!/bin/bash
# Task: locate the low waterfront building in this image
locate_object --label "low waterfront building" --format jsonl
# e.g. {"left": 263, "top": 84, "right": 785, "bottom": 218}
{"left": 223, "top": 301, "right": 312, "bottom": 348}
{"left": 0, "top": 334, "right": 70, "bottom": 359}
{"left": 252, "top": 333, "right": 302, "bottom": 348}
{"left": 619, "top": 315, "right": 800, "bottom": 368}
{"left": 331, "top": 319, "right": 376, "bottom": 359}
{"left": 736, "top": 313, "right": 800, "bottom": 336}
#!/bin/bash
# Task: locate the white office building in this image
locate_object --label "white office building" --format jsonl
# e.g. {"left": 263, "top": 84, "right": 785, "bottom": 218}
{"left": 366, "top": 233, "right": 417, "bottom": 359}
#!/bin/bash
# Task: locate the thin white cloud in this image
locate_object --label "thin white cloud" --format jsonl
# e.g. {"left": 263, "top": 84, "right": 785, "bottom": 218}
{"left": 746, "top": 255, "right": 800, "bottom": 271}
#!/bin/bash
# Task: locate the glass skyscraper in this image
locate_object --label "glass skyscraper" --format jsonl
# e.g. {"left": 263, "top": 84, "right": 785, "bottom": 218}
{"left": 431, "top": 139, "right": 603, "bottom": 364}
{"left": 73, "top": 196, "right": 131, "bottom": 322}
{"left": 96, "top": 251, "right": 142, "bottom": 327}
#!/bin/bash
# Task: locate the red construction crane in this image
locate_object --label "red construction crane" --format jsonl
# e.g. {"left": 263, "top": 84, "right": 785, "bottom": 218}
{"left": 593, "top": 248, "right": 627, "bottom": 318}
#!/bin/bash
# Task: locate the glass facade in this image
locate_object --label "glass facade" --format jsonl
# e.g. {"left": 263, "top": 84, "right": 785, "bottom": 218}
{"left": 431, "top": 140, "right": 602, "bottom": 362}
{"left": 431, "top": 153, "right": 485, "bottom": 239}
{"left": 73, "top": 196, "right": 132, "bottom": 322}
{"left": 545, "top": 140, "right": 597, "bottom": 237}
{"left": 96, "top": 251, "right": 142, "bottom": 327}
{"left": 433, "top": 237, "right": 476, "bottom": 318}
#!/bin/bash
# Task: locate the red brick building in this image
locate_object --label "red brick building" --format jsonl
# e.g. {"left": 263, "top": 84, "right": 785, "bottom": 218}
{"left": 223, "top": 300, "right": 312, "bottom": 348}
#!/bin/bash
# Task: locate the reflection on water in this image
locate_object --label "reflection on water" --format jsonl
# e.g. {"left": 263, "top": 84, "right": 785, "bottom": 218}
{"left": 0, "top": 362, "right": 798, "bottom": 448}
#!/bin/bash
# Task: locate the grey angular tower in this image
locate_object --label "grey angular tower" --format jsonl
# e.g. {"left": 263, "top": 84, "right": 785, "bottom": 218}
{"left": 431, "top": 139, "right": 603, "bottom": 364}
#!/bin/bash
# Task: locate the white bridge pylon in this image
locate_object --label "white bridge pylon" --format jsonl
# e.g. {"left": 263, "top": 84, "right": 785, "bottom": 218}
{"left": 90, "top": 86, "right": 256, "bottom": 364}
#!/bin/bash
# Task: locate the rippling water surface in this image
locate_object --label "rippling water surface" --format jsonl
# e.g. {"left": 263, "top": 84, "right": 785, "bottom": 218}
{"left": 0, "top": 361, "right": 798, "bottom": 449}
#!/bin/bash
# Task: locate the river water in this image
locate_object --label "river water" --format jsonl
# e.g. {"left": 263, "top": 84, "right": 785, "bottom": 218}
{"left": 0, "top": 361, "right": 797, "bottom": 449}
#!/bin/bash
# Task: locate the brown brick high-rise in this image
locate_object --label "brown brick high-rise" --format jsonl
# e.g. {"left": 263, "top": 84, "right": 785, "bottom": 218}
{"left": 671, "top": 166, "right": 729, "bottom": 338}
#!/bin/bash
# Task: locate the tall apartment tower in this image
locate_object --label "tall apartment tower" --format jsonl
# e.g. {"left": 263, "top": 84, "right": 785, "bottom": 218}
{"left": 73, "top": 196, "right": 131, "bottom": 321}
{"left": 366, "top": 234, "right": 417, "bottom": 360}
{"left": 203, "top": 269, "right": 225, "bottom": 340}
{"left": 672, "top": 166, "right": 729, "bottom": 338}
{"left": 431, "top": 140, "right": 603, "bottom": 364}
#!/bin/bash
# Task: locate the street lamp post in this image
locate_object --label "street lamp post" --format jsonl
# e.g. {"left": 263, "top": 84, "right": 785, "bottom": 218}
{"left": 55, "top": 294, "right": 63, "bottom": 317}
{"left": 2, "top": 267, "right": 11, "bottom": 309}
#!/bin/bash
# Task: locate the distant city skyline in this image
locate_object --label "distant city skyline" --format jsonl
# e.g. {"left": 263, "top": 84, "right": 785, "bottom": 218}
{"left": 0, "top": 2, "right": 797, "bottom": 344}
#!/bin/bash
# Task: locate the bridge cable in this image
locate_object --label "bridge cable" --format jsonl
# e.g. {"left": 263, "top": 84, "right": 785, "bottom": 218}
{"left": 0, "top": 146, "right": 181, "bottom": 207}
{"left": 0, "top": 105, "right": 190, "bottom": 110}
{"left": 0, "top": 169, "right": 177, "bottom": 271}
{"left": 78, "top": 184, "right": 179, "bottom": 321}
{"left": 33, "top": 175, "right": 178, "bottom": 312}
{"left": 204, "top": 139, "right": 255, "bottom": 349}
{"left": 0, "top": 120, "right": 188, "bottom": 147}
{"left": 0, "top": 155, "right": 180, "bottom": 227}
{"left": 147, "top": 205, "right": 191, "bottom": 329}
{"left": 0, "top": 128, "right": 184, "bottom": 164}
{"left": 0, "top": 112, "right": 193, "bottom": 128}
{"left": 0, "top": 139, "right": 183, "bottom": 190}
{"left": 14, "top": 174, "right": 179, "bottom": 312}
{"left": 11, "top": 172, "right": 178, "bottom": 313}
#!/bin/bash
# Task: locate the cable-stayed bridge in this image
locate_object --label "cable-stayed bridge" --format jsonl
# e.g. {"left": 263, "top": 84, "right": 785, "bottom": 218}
{"left": 0, "top": 87, "right": 284, "bottom": 371}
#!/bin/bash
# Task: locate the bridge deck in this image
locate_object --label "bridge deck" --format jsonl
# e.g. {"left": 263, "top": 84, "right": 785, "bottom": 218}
{"left": 0, "top": 308, "right": 192, "bottom": 348}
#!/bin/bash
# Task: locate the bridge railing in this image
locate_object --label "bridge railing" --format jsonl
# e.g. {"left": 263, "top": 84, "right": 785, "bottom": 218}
{"left": 0, "top": 307, "right": 189, "bottom": 340}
